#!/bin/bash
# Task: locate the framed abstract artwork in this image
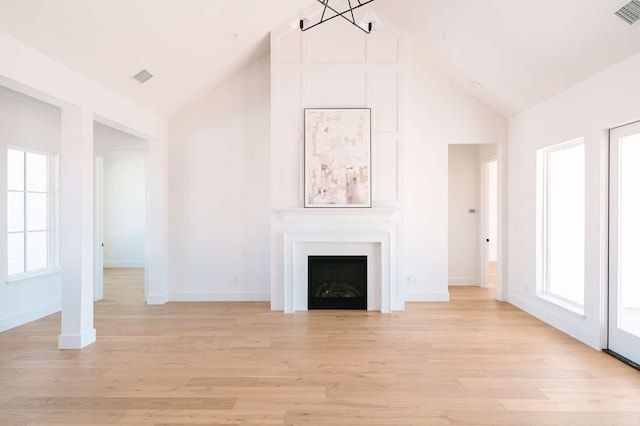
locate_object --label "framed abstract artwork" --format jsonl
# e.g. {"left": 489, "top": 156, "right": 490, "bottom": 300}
{"left": 304, "top": 108, "right": 371, "bottom": 208}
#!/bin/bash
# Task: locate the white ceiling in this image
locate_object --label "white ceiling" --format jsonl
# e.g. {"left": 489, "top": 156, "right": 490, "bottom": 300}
{"left": 375, "top": 0, "right": 640, "bottom": 116}
{"left": 0, "top": 0, "right": 639, "bottom": 118}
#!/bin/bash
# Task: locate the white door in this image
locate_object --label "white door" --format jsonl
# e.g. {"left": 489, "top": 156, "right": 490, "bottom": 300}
{"left": 609, "top": 121, "right": 640, "bottom": 365}
{"left": 94, "top": 156, "right": 104, "bottom": 301}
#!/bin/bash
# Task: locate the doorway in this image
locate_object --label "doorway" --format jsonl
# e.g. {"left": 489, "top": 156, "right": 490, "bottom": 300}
{"left": 480, "top": 158, "right": 498, "bottom": 289}
{"left": 447, "top": 143, "right": 499, "bottom": 293}
{"left": 608, "top": 120, "right": 640, "bottom": 366}
{"left": 93, "top": 122, "right": 148, "bottom": 303}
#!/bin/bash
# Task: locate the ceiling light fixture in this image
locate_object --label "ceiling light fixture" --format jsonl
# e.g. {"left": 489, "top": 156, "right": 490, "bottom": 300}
{"left": 296, "top": 0, "right": 378, "bottom": 34}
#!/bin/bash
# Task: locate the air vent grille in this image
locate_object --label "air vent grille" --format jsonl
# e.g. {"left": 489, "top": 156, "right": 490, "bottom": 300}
{"left": 132, "top": 69, "right": 153, "bottom": 84}
{"left": 615, "top": 0, "right": 640, "bottom": 25}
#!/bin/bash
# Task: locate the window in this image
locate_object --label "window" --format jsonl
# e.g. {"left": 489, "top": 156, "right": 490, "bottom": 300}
{"left": 536, "top": 139, "right": 585, "bottom": 313}
{"left": 7, "top": 148, "right": 54, "bottom": 277}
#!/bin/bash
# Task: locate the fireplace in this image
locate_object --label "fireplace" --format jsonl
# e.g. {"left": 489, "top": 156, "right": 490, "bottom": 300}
{"left": 308, "top": 255, "right": 367, "bottom": 310}
{"left": 273, "top": 208, "right": 400, "bottom": 313}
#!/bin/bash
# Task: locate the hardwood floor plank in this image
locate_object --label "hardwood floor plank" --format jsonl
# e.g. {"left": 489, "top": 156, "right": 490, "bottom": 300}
{"left": 283, "top": 407, "right": 451, "bottom": 425}
{"left": 0, "top": 408, "right": 126, "bottom": 423}
{"left": 0, "top": 269, "right": 638, "bottom": 425}
{"left": 460, "top": 377, "right": 640, "bottom": 389}
{"left": 446, "top": 410, "right": 640, "bottom": 425}
{"left": 116, "top": 409, "right": 286, "bottom": 425}
{"left": 1, "top": 396, "right": 236, "bottom": 410}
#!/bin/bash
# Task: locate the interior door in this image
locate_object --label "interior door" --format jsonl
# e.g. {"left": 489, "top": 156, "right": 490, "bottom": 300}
{"left": 608, "top": 120, "right": 640, "bottom": 365}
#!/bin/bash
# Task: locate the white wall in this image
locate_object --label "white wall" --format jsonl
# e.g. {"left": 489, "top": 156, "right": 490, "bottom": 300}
{"left": 168, "top": 51, "right": 271, "bottom": 301}
{"left": 94, "top": 122, "right": 148, "bottom": 269}
{"left": 448, "top": 144, "right": 480, "bottom": 286}
{"left": 479, "top": 143, "right": 498, "bottom": 159}
{"left": 0, "top": 86, "right": 62, "bottom": 331}
{"left": 103, "top": 156, "right": 146, "bottom": 267}
{"left": 94, "top": 122, "right": 149, "bottom": 152}
{"left": 270, "top": 17, "right": 403, "bottom": 209}
{"left": 402, "top": 36, "right": 507, "bottom": 301}
{"left": 507, "top": 50, "right": 640, "bottom": 349}
{"left": 271, "top": 14, "right": 507, "bottom": 304}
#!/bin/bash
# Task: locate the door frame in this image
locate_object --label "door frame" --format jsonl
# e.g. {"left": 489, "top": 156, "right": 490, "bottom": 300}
{"left": 606, "top": 120, "right": 640, "bottom": 364}
{"left": 93, "top": 150, "right": 148, "bottom": 302}
{"left": 479, "top": 156, "right": 497, "bottom": 289}
{"left": 93, "top": 155, "right": 104, "bottom": 301}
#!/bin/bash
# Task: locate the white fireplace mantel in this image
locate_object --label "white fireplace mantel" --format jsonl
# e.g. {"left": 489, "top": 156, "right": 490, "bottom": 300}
{"left": 277, "top": 208, "right": 400, "bottom": 223}
{"left": 271, "top": 208, "right": 402, "bottom": 313}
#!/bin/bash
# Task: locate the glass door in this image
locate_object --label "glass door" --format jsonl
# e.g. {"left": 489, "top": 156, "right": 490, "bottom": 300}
{"left": 609, "top": 120, "right": 640, "bottom": 365}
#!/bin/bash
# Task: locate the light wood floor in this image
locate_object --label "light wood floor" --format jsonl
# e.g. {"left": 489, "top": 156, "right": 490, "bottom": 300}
{"left": 1, "top": 269, "right": 640, "bottom": 425}
{"left": 488, "top": 261, "right": 497, "bottom": 288}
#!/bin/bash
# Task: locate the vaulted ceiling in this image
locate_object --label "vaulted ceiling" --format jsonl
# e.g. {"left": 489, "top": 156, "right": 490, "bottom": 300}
{"left": 0, "top": 0, "right": 639, "bottom": 118}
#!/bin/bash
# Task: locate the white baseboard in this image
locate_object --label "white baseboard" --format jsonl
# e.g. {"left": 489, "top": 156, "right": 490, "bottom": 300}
{"left": 404, "top": 291, "right": 450, "bottom": 302}
{"left": 58, "top": 328, "right": 96, "bottom": 349}
{"left": 104, "top": 261, "right": 145, "bottom": 268}
{"left": 146, "top": 293, "right": 169, "bottom": 305}
{"left": 495, "top": 289, "right": 507, "bottom": 301}
{"left": 507, "top": 293, "right": 599, "bottom": 350}
{"left": 169, "top": 292, "right": 271, "bottom": 302}
{"left": 0, "top": 301, "right": 61, "bottom": 333}
{"left": 448, "top": 277, "right": 480, "bottom": 286}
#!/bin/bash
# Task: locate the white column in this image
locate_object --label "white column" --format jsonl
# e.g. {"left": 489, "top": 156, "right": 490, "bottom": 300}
{"left": 58, "top": 107, "right": 96, "bottom": 349}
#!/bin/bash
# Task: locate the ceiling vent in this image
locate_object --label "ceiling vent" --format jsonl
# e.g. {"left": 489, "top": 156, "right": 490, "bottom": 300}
{"left": 132, "top": 69, "right": 153, "bottom": 84}
{"left": 615, "top": 0, "right": 640, "bottom": 25}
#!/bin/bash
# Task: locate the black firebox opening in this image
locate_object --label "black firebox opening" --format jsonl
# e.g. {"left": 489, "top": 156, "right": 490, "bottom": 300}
{"left": 308, "top": 255, "right": 367, "bottom": 310}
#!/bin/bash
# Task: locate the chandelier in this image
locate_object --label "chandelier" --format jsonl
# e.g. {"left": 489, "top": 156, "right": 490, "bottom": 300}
{"left": 296, "top": 0, "right": 378, "bottom": 34}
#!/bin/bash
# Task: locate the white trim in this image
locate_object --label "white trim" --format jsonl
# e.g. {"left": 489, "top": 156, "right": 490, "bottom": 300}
{"left": 607, "top": 120, "right": 640, "bottom": 363}
{"left": 146, "top": 293, "right": 168, "bottom": 305}
{"left": 448, "top": 277, "right": 480, "bottom": 286}
{"left": 496, "top": 140, "right": 507, "bottom": 302}
{"left": 93, "top": 155, "right": 104, "bottom": 302}
{"left": 277, "top": 208, "right": 399, "bottom": 222}
{"left": 6, "top": 267, "right": 60, "bottom": 283}
{"left": 6, "top": 146, "right": 58, "bottom": 279}
{"left": 535, "top": 138, "right": 586, "bottom": 308}
{"left": 404, "top": 291, "right": 450, "bottom": 302}
{"left": 274, "top": 208, "right": 400, "bottom": 313}
{"left": 169, "top": 292, "right": 270, "bottom": 302}
{"left": 598, "top": 130, "right": 610, "bottom": 350}
{"left": 282, "top": 232, "right": 395, "bottom": 313}
{"left": 58, "top": 328, "right": 96, "bottom": 349}
{"left": 479, "top": 158, "right": 488, "bottom": 288}
{"left": 0, "top": 300, "right": 60, "bottom": 332}
{"left": 103, "top": 262, "right": 145, "bottom": 268}
{"left": 478, "top": 156, "right": 497, "bottom": 289}
{"left": 7, "top": 144, "right": 51, "bottom": 156}
{"left": 508, "top": 293, "right": 598, "bottom": 350}
{"left": 536, "top": 293, "right": 585, "bottom": 316}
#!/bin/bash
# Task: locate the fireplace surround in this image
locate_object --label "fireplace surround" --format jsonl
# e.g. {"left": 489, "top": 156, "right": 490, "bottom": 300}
{"left": 272, "top": 208, "right": 401, "bottom": 313}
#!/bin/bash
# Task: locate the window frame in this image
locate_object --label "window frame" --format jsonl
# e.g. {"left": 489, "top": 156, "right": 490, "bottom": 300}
{"left": 535, "top": 138, "right": 586, "bottom": 315}
{"left": 6, "top": 145, "right": 58, "bottom": 282}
